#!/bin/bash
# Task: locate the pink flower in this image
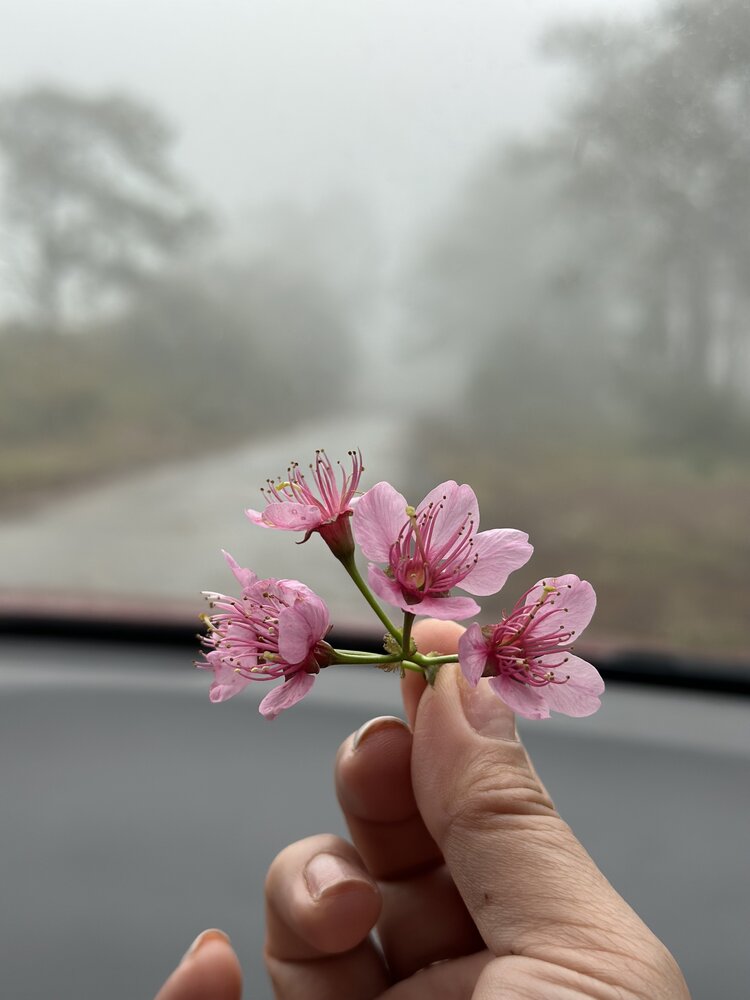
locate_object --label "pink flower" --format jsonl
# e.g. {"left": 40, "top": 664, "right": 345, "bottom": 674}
{"left": 198, "top": 551, "right": 333, "bottom": 719}
{"left": 458, "top": 574, "right": 604, "bottom": 719}
{"left": 352, "top": 480, "right": 532, "bottom": 620}
{"left": 246, "top": 450, "right": 363, "bottom": 558}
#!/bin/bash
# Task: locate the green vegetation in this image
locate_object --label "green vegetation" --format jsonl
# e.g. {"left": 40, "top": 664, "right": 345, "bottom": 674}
{"left": 0, "top": 86, "right": 360, "bottom": 512}
{"left": 406, "top": 0, "right": 750, "bottom": 659}
{"left": 0, "top": 266, "right": 356, "bottom": 512}
{"left": 409, "top": 420, "right": 750, "bottom": 658}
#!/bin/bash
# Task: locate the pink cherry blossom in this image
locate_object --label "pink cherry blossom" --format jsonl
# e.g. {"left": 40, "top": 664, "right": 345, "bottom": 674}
{"left": 352, "top": 480, "right": 532, "bottom": 620}
{"left": 246, "top": 449, "right": 363, "bottom": 558}
{"left": 198, "top": 552, "right": 333, "bottom": 719}
{"left": 458, "top": 574, "right": 604, "bottom": 719}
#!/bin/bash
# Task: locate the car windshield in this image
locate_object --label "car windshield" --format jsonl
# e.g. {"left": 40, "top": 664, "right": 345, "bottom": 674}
{"left": 1, "top": 0, "right": 749, "bottom": 669}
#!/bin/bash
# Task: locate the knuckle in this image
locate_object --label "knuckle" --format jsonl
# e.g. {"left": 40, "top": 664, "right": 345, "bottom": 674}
{"left": 447, "top": 749, "right": 558, "bottom": 833}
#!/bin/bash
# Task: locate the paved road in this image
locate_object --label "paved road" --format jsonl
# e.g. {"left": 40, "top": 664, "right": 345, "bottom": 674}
{"left": 0, "top": 410, "right": 409, "bottom": 625}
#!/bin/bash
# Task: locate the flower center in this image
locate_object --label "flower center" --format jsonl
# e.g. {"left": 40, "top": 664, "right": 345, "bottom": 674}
{"left": 487, "top": 586, "right": 574, "bottom": 688}
{"left": 390, "top": 499, "right": 477, "bottom": 600}
{"left": 403, "top": 556, "right": 428, "bottom": 591}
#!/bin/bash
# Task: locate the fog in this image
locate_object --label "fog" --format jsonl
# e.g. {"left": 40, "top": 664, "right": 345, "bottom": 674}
{"left": 1, "top": 0, "right": 749, "bottom": 659}
{"left": 1, "top": 0, "right": 630, "bottom": 246}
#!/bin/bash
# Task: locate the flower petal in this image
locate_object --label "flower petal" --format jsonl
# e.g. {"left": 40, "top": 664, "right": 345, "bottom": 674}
{"left": 259, "top": 672, "right": 315, "bottom": 720}
{"left": 201, "top": 652, "right": 253, "bottom": 703}
{"left": 409, "top": 594, "right": 481, "bottom": 620}
{"left": 536, "top": 654, "right": 604, "bottom": 717}
{"left": 277, "top": 595, "right": 330, "bottom": 664}
{"left": 221, "top": 550, "right": 258, "bottom": 590}
{"left": 353, "top": 482, "right": 408, "bottom": 561}
{"left": 260, "top": 503, "right": 324, "bottom": 531}
{"left": 458, "top": 624, "right": 489, "bottom": 686}
{"left": 277, "top": 578, "right": 315, "bottom": 601}
{"left": 525, "top": 575, "right": 596, "bottom": 643}
{"left": 418, "top": 481, "right": 478, "bottom": 551}
{"left": 366, "top": 564, "right": 410, "bottom": 608}
{"left": 490, "top": 675, "right": 550, "bottom": 719}
{"left": 460, "top": 529, "right": 533, "bottom": 596}
{"left": 367, "top": 565, "right": 481, "bottom": 620}
{"left": 245, "top": 507, "right": 271, "bottom": 527}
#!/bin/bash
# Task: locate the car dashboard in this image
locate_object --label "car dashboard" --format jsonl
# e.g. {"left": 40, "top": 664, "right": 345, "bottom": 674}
{"left": 1, "top": 629, "right": 748, "bottom": 1000}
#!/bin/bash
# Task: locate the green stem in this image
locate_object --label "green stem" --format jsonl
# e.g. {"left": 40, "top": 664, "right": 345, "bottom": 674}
{"left": 413, "top": 652, "right": 460, "bottom": 667}
{"left": 332, "top": 650, "right": 404, "bottom": 665}
{"left": 401, "top": 611, "right": 415, "bottom": 660}
{"left": 401, "top": 660, "right": 426, "bottom": 673}
{"left": 412, "top": 652, "right": 460, "bottom": 668}
{"left": 337, "top": 553, "right": 401, "bottom": 640}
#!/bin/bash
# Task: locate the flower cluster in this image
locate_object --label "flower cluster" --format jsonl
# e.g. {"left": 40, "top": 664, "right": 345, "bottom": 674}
{"left": 198, "top": 450, "right": 604, "bottom": 721}
{"left": 199, "top": 552, "right": 333, "bottom": 719}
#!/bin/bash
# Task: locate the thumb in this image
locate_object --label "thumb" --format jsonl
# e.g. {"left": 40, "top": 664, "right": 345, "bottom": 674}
{"left": 409, "top": 622, "right": 669, "bottom": 975}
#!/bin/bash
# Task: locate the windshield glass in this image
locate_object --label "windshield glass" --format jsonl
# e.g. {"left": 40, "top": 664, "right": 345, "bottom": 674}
{"left": 1, "top": 0, "right": 748, "bottom": 662}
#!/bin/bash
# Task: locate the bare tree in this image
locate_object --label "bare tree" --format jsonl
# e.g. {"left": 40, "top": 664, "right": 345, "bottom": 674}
{"left": 0, "top": 85, "right": 209, "bottom": 331}
{"left": 411, "top": 0, "right": 750, "bottom": 457}
{"left": 541, "top": 0, "right": 750, "bottom": 397}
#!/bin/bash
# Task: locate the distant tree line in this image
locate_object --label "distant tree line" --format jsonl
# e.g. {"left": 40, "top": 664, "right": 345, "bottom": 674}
{"left": 0, "top": 84, "right": 360, "bottom": 505}
{"left": 410, "top": 0, "right": 750, "bottom": 463}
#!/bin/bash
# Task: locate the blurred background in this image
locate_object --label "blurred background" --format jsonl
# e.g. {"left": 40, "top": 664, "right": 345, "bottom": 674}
{"left": 2, "top": 0, "right": 749, "bottom": 658}
{"left": 2, "top": 3, "right": 750, "bottom": 999}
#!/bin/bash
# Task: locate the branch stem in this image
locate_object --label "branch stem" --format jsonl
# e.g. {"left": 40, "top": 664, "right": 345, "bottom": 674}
{"left": 337, "top": 553, "right": 401, "bottom": 640}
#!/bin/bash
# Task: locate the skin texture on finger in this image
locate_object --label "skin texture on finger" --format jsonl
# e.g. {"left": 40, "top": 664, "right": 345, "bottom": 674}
{"left": 337, "top": 718, "right": 442, "bottom": 880}
{"left": 379, "top": 950, "right": 493, "bottom": 1000}
{"left": 265, "top": 833, "right": 390, "bottom": 1000}
{"left": 337, "top": 716, "right": 484, "bottom": 979}
{"left": 403, "top": 619, "right": 464, "bottom": 727}
{"left": 154, "top": 934, "right": 242, "bottom": 1000}
{"left": 473, "top": 953, "right": 687, "bottom": 1000}
{"left": 409, "top": 661, "right": 691, "bottom": 998}
{"left": 411, "top": 619, "right": 557, "bottom": 827}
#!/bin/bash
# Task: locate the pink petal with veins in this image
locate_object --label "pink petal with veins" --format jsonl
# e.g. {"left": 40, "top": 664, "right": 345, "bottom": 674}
{"left": 277, "top": 597, "right": 330, "bottom": 664}
{"left": 221, "top": 550, "right": 258, "bottom": 590}
{"left": 416, "top": 481, "right": 478, "bottom": 549}
{"left": 536, "top": 654, "right": 604, "bottom": 717}
{"left": 458, "top": 624, "right": 489, "bottom": 686}
{"left": 367, "top": 565, "right": 480, "bottom": 620}
{"left": 460, "top": 529, "right": 533, "bottom": 596}
{"left": 201, "top": 652, "right": 252, "bottom": 703}
{"left": 490, "top": 675, "right": 550, "bottom": 719}
{"left": 524, "top": 575, "right": 596, "bottom": 642}
{"left": 260, "top": 504, "right": 324, "bottom": 531}
{"left": 406, "top": 593, "right": 481, "bottom": 621}
{"left": 259, "top": 672, "right": 315, "bottom": 720}
{"left": 353, "top": 481, "right": 409, "bottom": 561}
{"left": 245, "top": 507, "right": 270, "bottom": 527}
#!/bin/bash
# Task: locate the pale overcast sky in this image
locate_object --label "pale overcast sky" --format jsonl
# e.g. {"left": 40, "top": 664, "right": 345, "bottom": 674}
{"left": 0, "top": 0, "right": 653, "bottom": 250}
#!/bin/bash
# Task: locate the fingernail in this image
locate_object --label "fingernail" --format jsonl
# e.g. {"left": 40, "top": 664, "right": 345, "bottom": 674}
{"left": 181, "top": 928, "right": 231, "bottom": 963}
{"left": 460, "top": 678, "right": 518, "bottom": 740}
{"left": 304, "top": 853, "right": 373, "bottom": 901}
{"left": 352, "top": 715, "right": 410, "bottom": 749}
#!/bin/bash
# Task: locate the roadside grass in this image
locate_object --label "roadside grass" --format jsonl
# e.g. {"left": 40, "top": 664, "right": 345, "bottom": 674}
{"left": 0, "top": 331, "right": 244, "bottom": 513}
{"left": 412, "top": 429, "right": 750, "bottom": 659}
{"left": 0, "top": 320, "right": 331, "bottom": 513}
{"left": 3, "top": 323, "right": 748, "bottom": 659}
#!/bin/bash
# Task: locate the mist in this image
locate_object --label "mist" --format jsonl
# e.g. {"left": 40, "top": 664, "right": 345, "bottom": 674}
{"left": 1, "top": 0, "right": 748, "bottom": 659}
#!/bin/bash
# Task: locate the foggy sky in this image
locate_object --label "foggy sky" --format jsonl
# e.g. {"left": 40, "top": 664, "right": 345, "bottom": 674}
{"left": 0, "top": 0, "right": 651, "bottom": 248}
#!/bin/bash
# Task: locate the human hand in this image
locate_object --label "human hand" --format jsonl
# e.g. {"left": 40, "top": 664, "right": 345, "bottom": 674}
{"left": 154, "top": 618, "right": 690, "bottom": 999}
{"left": 263, "top": 618, "right": 691, "bottom": 999}
{"left": 153, "top": 929, "right": 241, "bottom": 1000}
